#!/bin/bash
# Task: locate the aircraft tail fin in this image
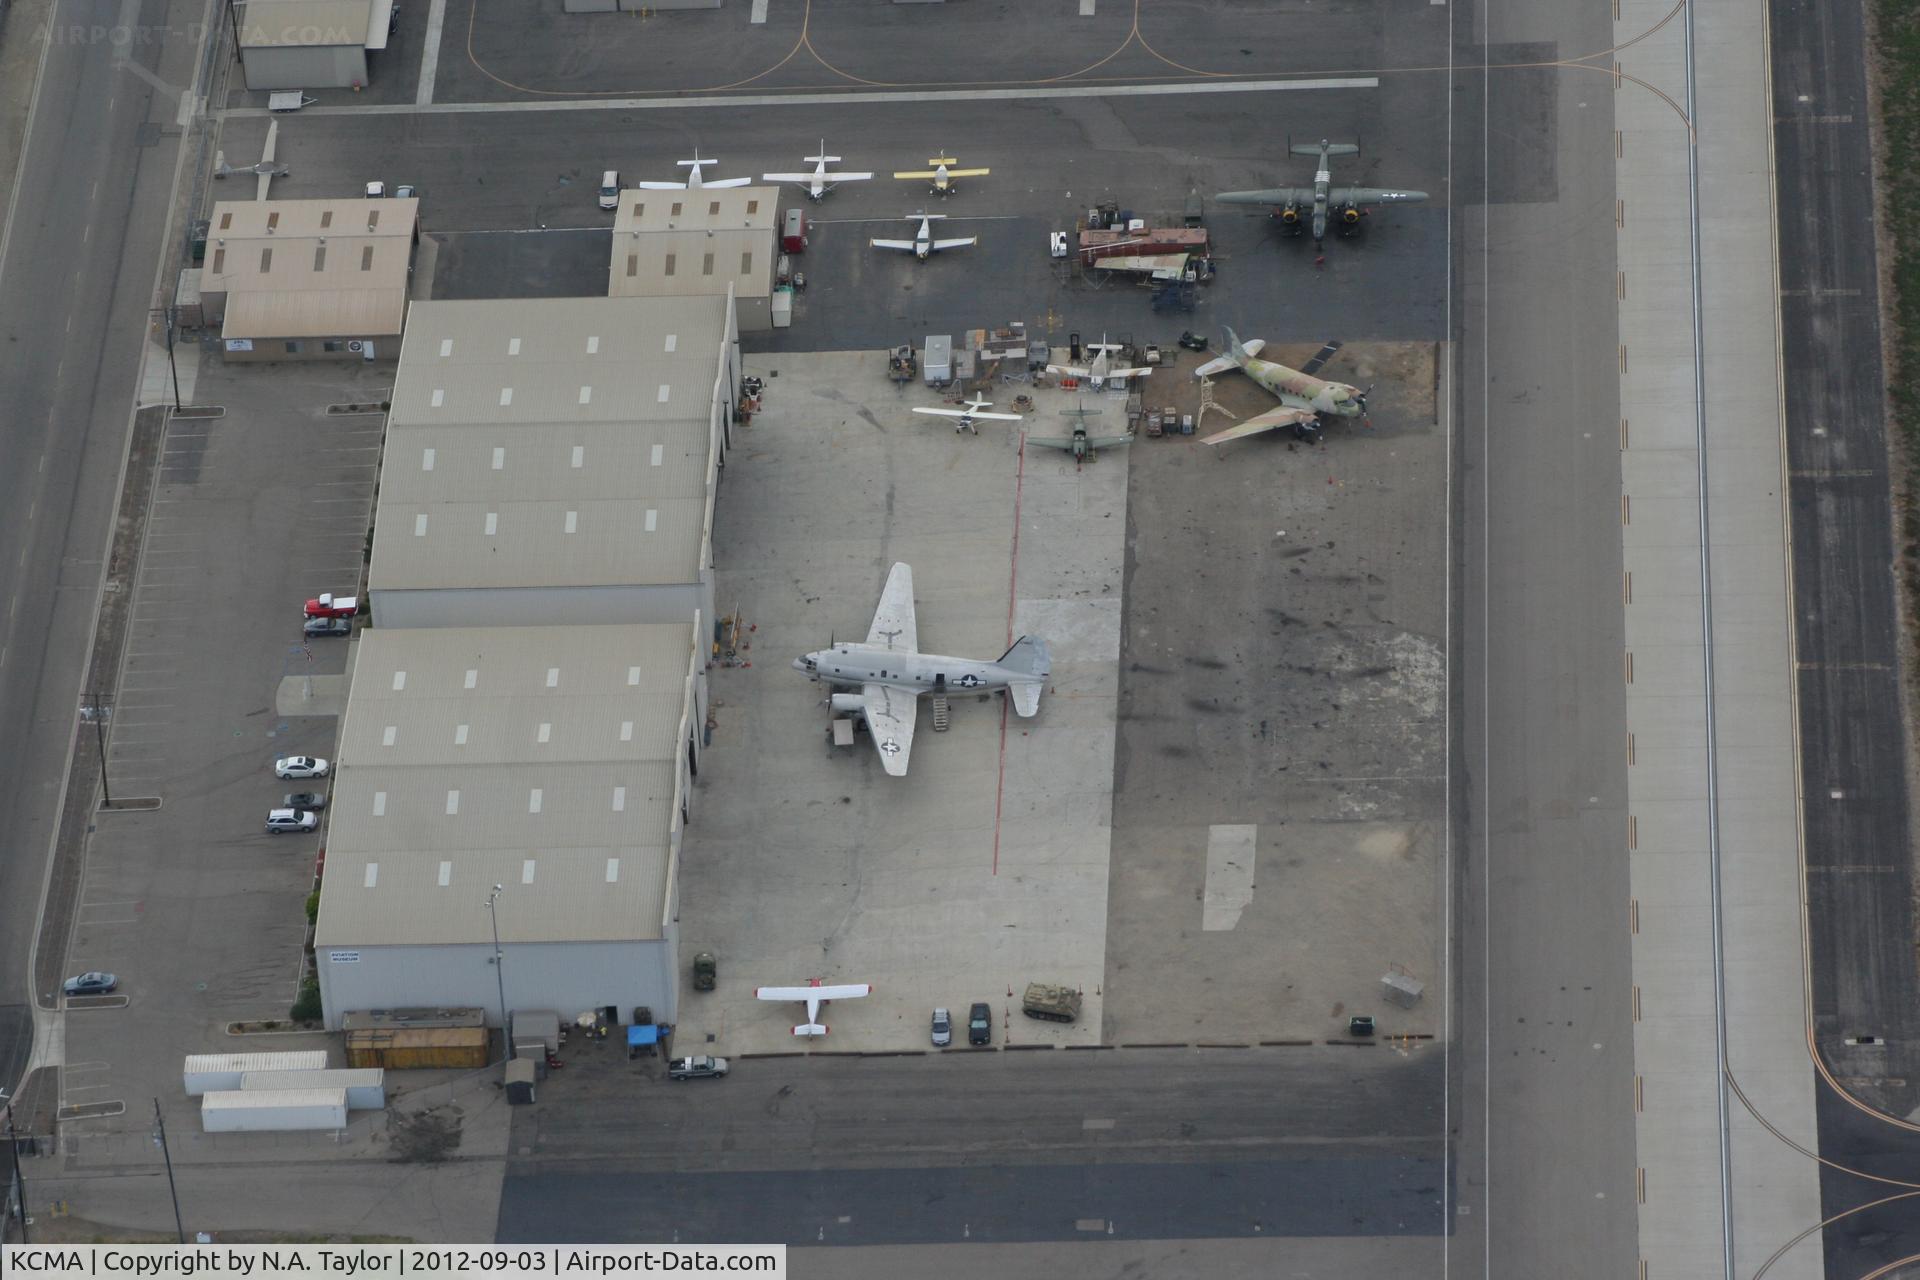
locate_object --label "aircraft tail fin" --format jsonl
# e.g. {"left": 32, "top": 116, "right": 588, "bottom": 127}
{"left": 793, "top": 1023, "right": 828, "bottom": 1037}
{"left": 1292, "top": 140, "right": 1359, "bottom": 157}
{"left": 999, "top": 637, "right": 1051, "bottom": 715}
{"left": 1225, "top": 326, "right": 1253, "bottom": 364}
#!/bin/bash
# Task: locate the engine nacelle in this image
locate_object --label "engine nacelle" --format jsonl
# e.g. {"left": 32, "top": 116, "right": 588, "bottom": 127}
{"left": 1279, "top": 205, "right": 1300, "bottom": 224}
{"left": 829, "top": 693, "right": 867, "bottom": 716}
{"left": 1341, "top": 205, "right": 1362, "bottom": 224}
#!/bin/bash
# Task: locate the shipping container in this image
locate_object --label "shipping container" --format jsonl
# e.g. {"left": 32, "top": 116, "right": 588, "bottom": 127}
{"left": 182, "top": 1050, "right": 330, "bottom": 1096}
{"left": 240, "top": 1068, "right": 386, "bottom": 1110}
{"left": 923, "top": 335, "right": 953, "bottom": 385}
{"left": 346, "top": 1026, "right": 490, "bottom": 1070}
{"left": 201, "top": 1088, "right": 347, "bottom": 1133}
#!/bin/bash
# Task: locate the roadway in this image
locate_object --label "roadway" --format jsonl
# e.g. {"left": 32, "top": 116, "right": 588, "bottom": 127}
{"left": 0, "top": 0, "right": 204, "bottom": 1108}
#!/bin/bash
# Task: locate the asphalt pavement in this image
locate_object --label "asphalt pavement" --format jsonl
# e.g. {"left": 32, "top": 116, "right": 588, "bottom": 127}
{"left": 0, "top": 0, "right": 203, "bottom": 1104}
{"left": 1769, "top": 0, "right": 1920, "bottom": 1272}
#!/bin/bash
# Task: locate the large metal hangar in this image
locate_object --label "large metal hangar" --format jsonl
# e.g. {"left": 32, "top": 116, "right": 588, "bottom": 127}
{"left": 367, "top": 294, "right": 742, "bottom": 630}
{"left": 313, "top": 622, "right": 707, "bottom": 1029}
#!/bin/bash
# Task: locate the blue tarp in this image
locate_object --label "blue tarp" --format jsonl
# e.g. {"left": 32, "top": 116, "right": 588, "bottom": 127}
{"left": 626, "top": 1024, "right": 661, "bottom": 1046}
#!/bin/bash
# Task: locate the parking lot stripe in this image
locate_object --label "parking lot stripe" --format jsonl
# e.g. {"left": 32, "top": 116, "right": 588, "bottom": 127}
{"left": 417, "top": 0, "right": 448, "bottom": 105}
{"left": 227, "top": 76, "right": 1381, "bottom": 120}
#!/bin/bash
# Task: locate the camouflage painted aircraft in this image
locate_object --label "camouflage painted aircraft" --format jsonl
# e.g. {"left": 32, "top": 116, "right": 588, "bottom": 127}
{"left": 1196, "top": 330, "right": 1368, "bottom": 446}
{"left": 1215, "top": 139, "right": 1427, "bottom": 248}
{"left": 1027, "top": 402, "right": 1133, "bottom": 462}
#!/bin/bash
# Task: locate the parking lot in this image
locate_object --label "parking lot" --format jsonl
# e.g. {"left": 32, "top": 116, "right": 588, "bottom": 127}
{"left": 49, "top": 353, "right": 444, "bottom": 1201}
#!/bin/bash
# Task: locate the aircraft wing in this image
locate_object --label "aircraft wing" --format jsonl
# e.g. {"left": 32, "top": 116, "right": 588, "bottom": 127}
{"left": 1106, "top": 366, "right": 1152, "bottom": 381}
{"left": 943, "top": 167, "right": 990, "bottom": 178}
{"left": 930, "top": 236, "right": 977, "bottom": 251}
{"left": 870, "top": 238, "right": 919, "bottom": 251}
{"left": 865, "top": 562, "right": 917, "bottom": 651}
{"left": 761, "top": 173, "right": 813, "bottom": 184}
{"left": 893, "top": 169, "right": 938, "bottom": 179}
{"left": 701, "top": 177, "right": 754, "bottom": 189}
{"left": 636, "top": 180, "right": 690, "bottom": 190}
{"left": 1215, "top": 187, "right": 1313, "bottom": 206}
{"left": 1335, "top": 186, "right": 1429, "bottom": 206}
{"left": 1045, "top": 363, "right": 1093, "bottom": 379}
{"left": 754, "top": 984, "right": 873, "bottom": 1003}
{"left": 823, "top": 170, "right": 873, "bottom": 182}
{"left": 1086, "top": 434, "right": 1134, "bottom": 449}
{"left": 1200, "top": 405, "right": 1319, "bottom": 445}
{"left": 862, "top": 683, "right": 917, "bottom": 776}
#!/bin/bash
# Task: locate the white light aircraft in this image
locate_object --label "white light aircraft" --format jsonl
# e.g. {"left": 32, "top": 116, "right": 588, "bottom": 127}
{"left": 911, "top": 394, "right": 1024, "bottom": 434}
{"left": 893, "top": 154, "right": 989, "bottom": 196}
{"left": 794, "top": 563, "right": 1050, "bottom": 777}
{"left": 763, "top": 141, "right": 872, "bottom": 201}
{"left": 754, "top": 979, "right": 873, "bottom": 1037}
{"left": 1046, "top": 333, "right": 1152, "bottom": 389}
{"left": 871, "top": 212, "right": 977, "bottom": 261}
{"left": 637, "top": 149, "right": 753, "bottom": 191}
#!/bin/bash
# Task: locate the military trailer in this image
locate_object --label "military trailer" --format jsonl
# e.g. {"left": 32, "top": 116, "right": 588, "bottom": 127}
{"left": 1020, "top": 983, "right": 1082, "bottom": 1023}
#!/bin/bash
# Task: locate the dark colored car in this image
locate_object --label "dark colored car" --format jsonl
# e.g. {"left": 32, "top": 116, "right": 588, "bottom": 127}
{"left": 63, "top": 972, "right": 117, "bottom": 996}
{"left": 303, "top": 617, "right": 352, "bottom": 638}
{"left": 667, "top": 1055, "right": 729, "bottom": 1081}
{"left": 967, "top": 1002, "right": 992, "bottom": 1046}
{"left": 284, "top": 791, "right": 327, "bottom": 811}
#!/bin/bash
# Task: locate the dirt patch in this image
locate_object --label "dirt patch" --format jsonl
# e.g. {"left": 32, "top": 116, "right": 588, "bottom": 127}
{"left": 388, "top": 1103, "right": 465, "bottom": 1163}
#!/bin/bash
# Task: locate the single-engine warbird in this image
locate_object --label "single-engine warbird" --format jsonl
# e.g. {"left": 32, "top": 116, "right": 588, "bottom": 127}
{"left": 1027, "top": 402, "right": 1133, "bottom": 463}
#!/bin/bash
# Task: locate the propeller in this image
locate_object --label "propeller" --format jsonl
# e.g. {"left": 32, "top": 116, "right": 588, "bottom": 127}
{"left": 1356, "top": 384, "right": 1373, "bottom": 428}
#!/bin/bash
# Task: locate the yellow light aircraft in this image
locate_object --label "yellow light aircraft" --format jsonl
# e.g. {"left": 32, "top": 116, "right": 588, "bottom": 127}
{"left": 893, "top": 155, "right": 990, "bottom": 197}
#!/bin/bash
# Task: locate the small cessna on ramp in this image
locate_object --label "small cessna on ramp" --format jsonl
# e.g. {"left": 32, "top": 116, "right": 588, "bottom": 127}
{"left": 893, "top": 154, "right": 989, "bottom": 196}
{"left": 793, "top": 563, "right": 1050, "bottom": 777}
{"left": 755, "top": 979, "right": 873, "bottom": 1037}
{"left": 1216, "top": 139, "right": 1427, "bottom": 248}
{"left": 637, "top": 149, "right": 753, "bottom": 191}
{"left": 1028, "top": 402, "right": 1133, "bottom": 463}
{"left": 871, "top": 212, "right": 977, "bottom": 260}
{"left": 1046, "top": 334, "right": 1152, "bottom": 389}
{"left": 763, "top": 140, "right": 873, "bottom": 201}
{"left": 1196, "top": 329, "right": 1369, "bottom": 446}
{"left": 912, "top": 394, "right": 1024, "bottom": 434}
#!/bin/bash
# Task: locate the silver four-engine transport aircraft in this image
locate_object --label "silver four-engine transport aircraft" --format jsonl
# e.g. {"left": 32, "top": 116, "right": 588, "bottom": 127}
{"left": 1215, "top": 138, "right": 1427, "bottom": 248}
{"left": 793, "top": 563, "right": 1050, "bottom": 777}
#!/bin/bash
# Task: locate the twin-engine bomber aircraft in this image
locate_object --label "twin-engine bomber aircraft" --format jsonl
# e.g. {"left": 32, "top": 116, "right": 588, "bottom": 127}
{"left": 793, "top": 563, "right": 1050, "bottom": 777}
{"left": 1196, "top": 329, "right": 1369, "bottom": 446}
{"left": 1216, "top": 138, "right": 1427, "bottom": 248}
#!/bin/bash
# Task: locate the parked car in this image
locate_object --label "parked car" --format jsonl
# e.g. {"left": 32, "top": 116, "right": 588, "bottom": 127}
{"left": 63, "top": 972, "right": 116, "bottom": 996}
{"left": 931, "top": 1007, "right": 952, "bottom": 1048}
{"left": 266, "top": 808, "right": 319, "bottom": 834}
{"left": 599, "top": 169, "right": 620, "bottom": 211}
{"left": 395, "top": 183, "right": 417, "bottom": 200}
{"left": 303, "top": 617, "right": 352, "bottom": 638}
{"left": 304, "top": 593, "right": 359, "bottom": 619}
{"left": 274, "top": 755, "right": 330, "bottom": 780}
{"left": 365, "top": 180, "right": 386, "bottom": 199}
{"left": 968, "top": 1002, "right": 992, "bottom": 1046}
{"left": 667, "top": 1055, "right": 729, "bottom": 1081}
{"left": 283, "top": 791, "right": 327, "bottom": 811}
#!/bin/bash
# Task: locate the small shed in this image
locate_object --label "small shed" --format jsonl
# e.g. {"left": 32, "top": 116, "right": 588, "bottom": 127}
{"left": 504, "top": 1058, "right": 537, "bottom": 1105}
{"left": 923, "top": 334, "right": 953, "bottom": 385}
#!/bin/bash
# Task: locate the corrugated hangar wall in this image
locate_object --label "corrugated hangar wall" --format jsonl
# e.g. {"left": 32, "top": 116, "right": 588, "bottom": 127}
{"left": 241, "top": 44, "right": 368, "bottom": 90}
{"left": 368, "top": 581, "right": 715, "bottom": 631}
{"left": 318, "top": 936, "right": 680, "bottom": 1030}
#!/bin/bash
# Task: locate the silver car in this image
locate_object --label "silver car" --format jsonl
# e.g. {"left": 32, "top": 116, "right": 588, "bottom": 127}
{"left": 931, "top": 1007, "right": 952, "bottom": 1048}
{"left": 266, "top": 808, "right": 319, "bottom": 834}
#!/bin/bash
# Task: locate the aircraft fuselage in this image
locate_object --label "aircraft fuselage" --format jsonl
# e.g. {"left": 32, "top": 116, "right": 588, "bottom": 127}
{"left": 794, "top": 644, "right": 1024, "bottom": 696}
{"left": 1242, "top": 354, "right": 1364, "bottom": 418}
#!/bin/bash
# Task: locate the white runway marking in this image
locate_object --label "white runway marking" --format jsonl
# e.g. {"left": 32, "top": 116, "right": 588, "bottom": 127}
{"left": 1202, "top": 824, "right": 1256, "bottom": 931}
{"left": 418, "top": 0, "right": 449, "bottom": 104}
{"left": 227, "top": 76, "right": 1381, "bottom": 120}
{"left": 750, "top": 0, "right": 768, "bottom": 21}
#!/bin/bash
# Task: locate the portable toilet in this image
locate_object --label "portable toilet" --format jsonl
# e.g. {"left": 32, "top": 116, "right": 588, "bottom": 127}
{"left": 782, "top": 208, "right": 808, "bottom": 254}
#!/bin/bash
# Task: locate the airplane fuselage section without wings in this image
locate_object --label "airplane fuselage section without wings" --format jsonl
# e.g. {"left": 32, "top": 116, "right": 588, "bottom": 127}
{"left": 1244, "top": 354, "right": 1363, "bottom": 417}
{"left": 796, "top": 644, "right": 1024, "bottom": 696}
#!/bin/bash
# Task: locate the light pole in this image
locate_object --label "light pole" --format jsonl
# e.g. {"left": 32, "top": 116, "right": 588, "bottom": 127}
{"left": 485, "top": 885, "right": 508, "bottom": 1061}
{"left": 150, "top": 1099, "right": 184, "bottom": 1243}
{"left": 2, "top": 1091, "right": 26, "bottom": 1244}
{"left": 148, "top": 308, "right": 182, "bottom": 413}
{"left": 82, "top": 694, "right": 112, "bottom": 809}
